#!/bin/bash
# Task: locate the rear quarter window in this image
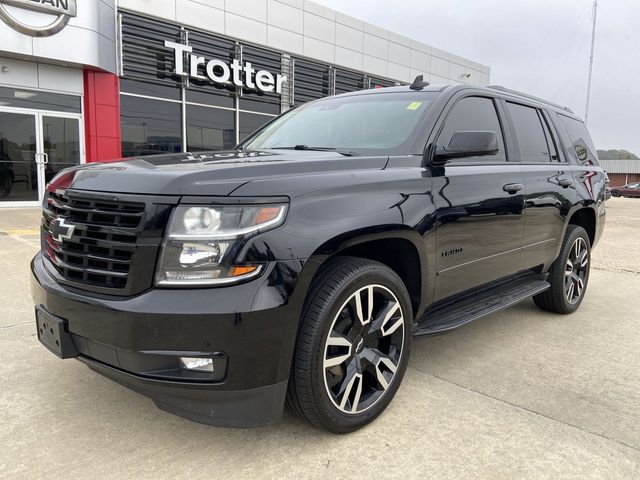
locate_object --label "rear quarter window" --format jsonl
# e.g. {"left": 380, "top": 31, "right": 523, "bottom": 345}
{"left": 557, "top": 114, "right": 600, "bottom": 166}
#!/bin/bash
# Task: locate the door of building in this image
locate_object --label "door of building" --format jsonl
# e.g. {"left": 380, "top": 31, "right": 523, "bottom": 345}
{"left": 0, "top": 108, "right": 83, "bottom": 206}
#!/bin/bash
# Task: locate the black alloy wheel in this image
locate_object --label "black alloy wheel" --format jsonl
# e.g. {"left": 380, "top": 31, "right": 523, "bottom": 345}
{"left": 534, "top": 225, "right": 591, "bottom": 314}
{"left": 287, "top": 257, "right": 412, "bottom": 433}
{"left": 323, "top": 283, "right": 405, "bottom": 414}
{"left": 564, "top": 236, "right": 589, "bottom": 305}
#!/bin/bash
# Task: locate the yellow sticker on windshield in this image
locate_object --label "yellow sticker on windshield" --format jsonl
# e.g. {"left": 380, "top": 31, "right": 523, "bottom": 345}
{"left": 406, "top": 102, "right": 422, "bottom": 110}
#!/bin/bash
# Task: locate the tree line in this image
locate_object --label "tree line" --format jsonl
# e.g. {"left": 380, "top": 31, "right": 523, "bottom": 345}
{"left": 596, "top": 149, "right": 639, "bottom": 159}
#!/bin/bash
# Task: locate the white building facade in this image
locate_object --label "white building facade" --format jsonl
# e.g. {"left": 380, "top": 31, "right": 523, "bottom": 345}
{"left": 0, "top": 0, "right": 490, "bottom": 206}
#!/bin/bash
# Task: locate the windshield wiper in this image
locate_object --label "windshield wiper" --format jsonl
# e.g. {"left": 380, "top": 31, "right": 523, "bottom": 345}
{"left": 269, "top": 145, "right": 358, "bottom": 156}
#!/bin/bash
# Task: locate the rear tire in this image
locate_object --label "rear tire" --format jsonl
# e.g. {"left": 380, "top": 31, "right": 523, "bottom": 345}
{"left": 534, "top": 225, "right": 591, "bottom": 314}
{"left": 610, "top": 190, "right": 621, "bottom": 197}
{"left": 286, "top": 256, "right": 412, "bottom": 433}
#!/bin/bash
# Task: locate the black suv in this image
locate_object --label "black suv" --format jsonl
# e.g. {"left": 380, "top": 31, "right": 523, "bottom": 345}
{"left": 31, "top": 82, "right": 606, "bottom": 433}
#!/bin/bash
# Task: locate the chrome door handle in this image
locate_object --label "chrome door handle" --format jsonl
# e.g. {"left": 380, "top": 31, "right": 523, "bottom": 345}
{"left": 559, "top": 178, "right": 573, "bottom": 188}
{"left": 503, "top": 183, "right": 523, "bottom": 194}
{"left": 41, "top": 152, "right": 49, "bottom": 165}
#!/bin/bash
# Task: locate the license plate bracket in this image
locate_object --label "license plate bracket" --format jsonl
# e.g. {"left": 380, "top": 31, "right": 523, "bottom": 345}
{"left": 35, "top": 306, "right": 78, "bottom": 359}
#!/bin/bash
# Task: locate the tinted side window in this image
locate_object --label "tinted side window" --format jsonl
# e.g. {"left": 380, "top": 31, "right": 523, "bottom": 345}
{"left": 438, "top": 96, "right": 506, "bottom": 162}
{"left": 557, "top": 114, "right": 600, "bottom": 166}
{"left": 506, "top": 102, "right": 550, "bottom": 163}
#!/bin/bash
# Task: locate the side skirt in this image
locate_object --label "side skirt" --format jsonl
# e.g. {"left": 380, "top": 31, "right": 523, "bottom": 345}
{"left": 414, "top": 272, "right": 550, "bottom": 336}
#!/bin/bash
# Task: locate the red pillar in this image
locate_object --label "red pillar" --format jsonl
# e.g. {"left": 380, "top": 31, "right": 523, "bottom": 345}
{"left": 83, "top": 69, "right": 122, "bottom": 162}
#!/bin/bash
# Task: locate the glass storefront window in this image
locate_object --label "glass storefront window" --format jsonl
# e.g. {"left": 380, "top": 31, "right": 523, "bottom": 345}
{"left": 0, "top": 87, "right": 81, "bottom": 113}
{"left": 117, "top": 11, "right": 403, "bottom": 157}
{"left": 186, "top": 105, "right": 235, "bottom": 151}
{"left": 239, "top": 96, "right": 281, "bottom": 115}
{"left": 120, "top": 95, "right": 182, "bottom": 157}
{"left": 42, "top": 116, "right": 82, "bottom": 185}
{"left": 120, "top": 78, "right": 182, "bottom": 102}
{"left": 186, "top": 85, "right": 235, "bottom": 109}
{"left": 0, "top": 112, "right": 37, "bottom": 202}
{"left": 239, "top": 112, "right": 275, "bottom": 143}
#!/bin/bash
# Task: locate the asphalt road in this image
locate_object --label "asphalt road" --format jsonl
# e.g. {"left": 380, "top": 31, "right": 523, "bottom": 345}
{"left": 1, "top": 198, "right": 639, "bottom": 479}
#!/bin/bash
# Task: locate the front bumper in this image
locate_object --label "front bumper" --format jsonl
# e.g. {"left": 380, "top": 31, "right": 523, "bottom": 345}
{"left": 31, "top": 253, "right": 307, "bottom": 427}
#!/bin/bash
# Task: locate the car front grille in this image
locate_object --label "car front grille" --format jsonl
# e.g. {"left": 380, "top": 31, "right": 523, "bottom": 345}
{"left": 41, "top": 189, "right": 173, "bottom": 295}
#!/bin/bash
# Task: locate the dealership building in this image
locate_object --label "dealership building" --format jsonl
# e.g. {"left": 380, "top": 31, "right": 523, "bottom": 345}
{"left": 0, "top": 0, "right": 490, "bottom": 206}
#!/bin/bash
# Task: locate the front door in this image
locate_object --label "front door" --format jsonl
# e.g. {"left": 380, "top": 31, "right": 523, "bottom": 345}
{"left": 0, "top": 109, "right": 83, "bottom": 205}
{"left": 39, "top": 114, "right": 83, "bottom": 199}
{"left": 431, "top": 95, "right": 525, "bottom": 301}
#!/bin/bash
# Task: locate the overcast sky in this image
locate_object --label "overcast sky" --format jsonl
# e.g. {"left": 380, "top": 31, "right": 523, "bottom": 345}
{"left": 316, "top": 0, "right": 640, "bottom": 155}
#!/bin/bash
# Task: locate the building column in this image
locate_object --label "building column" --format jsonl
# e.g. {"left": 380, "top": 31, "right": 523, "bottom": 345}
{"left": 83, "top": 69, "right": 122, "bottom": 162}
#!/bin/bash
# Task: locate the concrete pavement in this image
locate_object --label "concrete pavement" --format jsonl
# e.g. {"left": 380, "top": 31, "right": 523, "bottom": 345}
{"left": 1, "top": 199, "right": 639, "bottom": 479}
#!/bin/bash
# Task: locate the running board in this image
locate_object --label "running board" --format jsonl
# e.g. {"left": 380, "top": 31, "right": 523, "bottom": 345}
{"left": 414, "top": 276, "right": 550, "bottom": 336}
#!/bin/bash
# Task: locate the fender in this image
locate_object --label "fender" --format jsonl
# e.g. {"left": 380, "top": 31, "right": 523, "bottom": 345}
{"left": 291, "top": 226, "right": 432, "bottom": 320}
{"left": 553, "top": 202, "right": 599, "bottom": 263}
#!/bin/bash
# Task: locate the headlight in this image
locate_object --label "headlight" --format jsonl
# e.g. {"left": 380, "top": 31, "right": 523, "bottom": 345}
{"left": 156, "top": 204, "right": 287, "bottom": 286}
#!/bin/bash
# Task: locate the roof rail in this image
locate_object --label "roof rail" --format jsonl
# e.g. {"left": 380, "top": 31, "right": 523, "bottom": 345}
{"left": 487, "top": 85, "right": 574, "bottom": 114}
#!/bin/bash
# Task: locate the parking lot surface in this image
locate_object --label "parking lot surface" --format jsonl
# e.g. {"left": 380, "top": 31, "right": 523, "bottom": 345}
{"left": 1, "top": 199, "right": 639, "bottom": 479}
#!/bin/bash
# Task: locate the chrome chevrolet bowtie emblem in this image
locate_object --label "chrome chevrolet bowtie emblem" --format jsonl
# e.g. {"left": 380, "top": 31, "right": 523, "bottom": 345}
{"left": 50, "top": 217, "right": 75, "bottom": 243}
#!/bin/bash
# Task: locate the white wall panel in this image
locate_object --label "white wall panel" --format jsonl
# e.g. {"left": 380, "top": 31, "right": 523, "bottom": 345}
{"left": 267, "top": 25, "right": 304, "bottom": 55}
{"left": 268, "top": 0, "right": 303, "bottom": 34}
{"left": 225, "top": 12, "right": 268, "bottom": 44}
{"left": 176, "top": 0, "right": 224, "bottom": 33}
{"left": 0, "top": 57, "right": 38, "bottom": 89}
{"left": 113, "top": 0, "right": 491, "bottom": 85}
{"left": 388, "top": 42, "right": 410, "bottom": 66}
{"left": 363, "top": 33, "right": 388, "bottom": 60}
{"left": 335, "top": 24, "right": 363, "bottom": 52}
{"left": 226, "top": 0, "right": 267, "bottom": 23}
{"left": 37, "top": 64, "right": 84, "bottom": 94}
{"left": 303, "top": 12, "right": 335, "bottom": 42}
{"left": 335, "top": 46, "right": 362, "bottom": 71}
{"left": 303, "top": 37, "right": 334, "bottom": 63}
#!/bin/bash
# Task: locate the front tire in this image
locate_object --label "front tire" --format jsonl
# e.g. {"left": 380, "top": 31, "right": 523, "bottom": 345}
{"left": 534, "top": 225, "right": 591, "bottom": 314}
{"left": 611, "top": 190, "right": 621, "bottom": 197}
{"left": 287, "top": 257, "right": 412, "bottom": 433}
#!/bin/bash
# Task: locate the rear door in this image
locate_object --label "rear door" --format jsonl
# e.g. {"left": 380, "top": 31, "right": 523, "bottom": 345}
{"left": 431, "top": 95, "right": 525, "bottom": 301}
{"left": 502, "top": 101, "right": 576, "bottom": 271}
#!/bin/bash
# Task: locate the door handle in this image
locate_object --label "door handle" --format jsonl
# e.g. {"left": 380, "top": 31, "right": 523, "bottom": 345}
{"left": 559, "top": 178, "right": 573, "bottom": 188}
{"left": 503, "top": 183, "right": 523, "bottom": 194}
{"left": 35, "top": 153, "right": 49, "bottom": 165}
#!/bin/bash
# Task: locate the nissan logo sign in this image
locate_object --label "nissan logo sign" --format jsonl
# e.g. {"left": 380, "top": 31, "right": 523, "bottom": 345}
{"left": 0, "top": 0, "right": 77, "bottom": 37}
{"left": 165, "top": 40, "right": 288, "bottom": 95}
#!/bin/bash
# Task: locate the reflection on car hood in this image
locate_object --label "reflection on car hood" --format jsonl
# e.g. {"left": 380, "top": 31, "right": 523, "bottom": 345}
{"left": 49, "top": 149, "right": 388, "bottom": 196}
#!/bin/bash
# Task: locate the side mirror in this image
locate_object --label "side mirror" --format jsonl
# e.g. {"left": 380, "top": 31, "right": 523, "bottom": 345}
{"left": 434, "top": 131, "right": 499, "bottom": 161}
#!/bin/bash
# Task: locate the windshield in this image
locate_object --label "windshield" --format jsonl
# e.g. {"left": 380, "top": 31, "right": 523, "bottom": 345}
{"left": 242, "top": 91, "right": 438, "bottom": 155}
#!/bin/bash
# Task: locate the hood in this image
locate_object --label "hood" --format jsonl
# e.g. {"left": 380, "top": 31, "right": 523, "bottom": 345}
{"left": 51, "top": 150, "right": 388, "bottom": 196}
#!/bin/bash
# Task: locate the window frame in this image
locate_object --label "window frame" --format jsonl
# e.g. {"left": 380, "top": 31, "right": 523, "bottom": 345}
{"left": 430, "top": 94, "right": 511, "bottom": 166}
{"left": 540, "top": 109, "right": 567, "bottom": 163}
{"left": 502, "top": 100, "right": 558, "bottom": 164}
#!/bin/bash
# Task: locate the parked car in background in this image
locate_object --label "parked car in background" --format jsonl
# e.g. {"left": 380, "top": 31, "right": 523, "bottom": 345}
{"left": 609, "top": 182, "right": 640, "bottom": 198}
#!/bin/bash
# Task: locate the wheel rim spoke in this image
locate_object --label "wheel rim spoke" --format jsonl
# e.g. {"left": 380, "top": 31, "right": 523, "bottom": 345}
{"left": 370, "top": 300, "right": 403, "bottom": 336}
{"left": 564, "top": 237, "right": 589, "bottom": 304}
{"left": 326, "top": 332, "right": 352, "bottom": 348}
{"left": 368, "top": 348, "right": 398, "bottom": 391}
{"left": 338, "top": 369, "right": 363, "bottom": 412}
{"left": 325, "top": 351, "right": 351, "bottom": 368}
{"left": 354, "top": 285, "right": 374, "bottom": 326}
{"left": 323, "top": 284, "right": 404, "bottom": 415}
